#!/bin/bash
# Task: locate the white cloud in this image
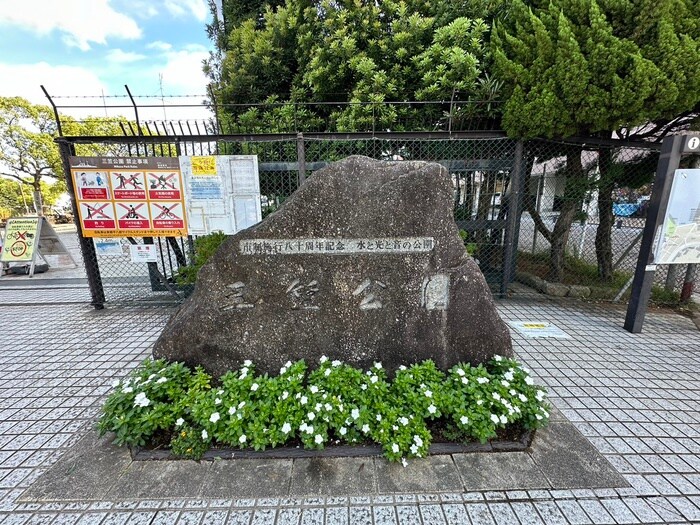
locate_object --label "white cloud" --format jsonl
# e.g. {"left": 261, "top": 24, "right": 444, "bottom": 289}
{"left": 163, "top": 0, "right": 208, "bottom": 21}
{"left": 157, "top": 46, "right": 210, "bottom": 95}
{"left": 106, "top": 49, "right": 147, "bottom": 64}
{"left": 0, "top": 0, "right": 141, "bottom": 51}
{"left": 0, "top": 62, "right": 108, "bottom": 106}
{"left": 147, "top": 41, "right": 173, "bottom": 51}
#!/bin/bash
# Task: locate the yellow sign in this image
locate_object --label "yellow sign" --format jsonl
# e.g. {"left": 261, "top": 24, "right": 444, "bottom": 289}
{"left": 0, "top": 217, "right": 40, "bottom": 262}
{"left": 191, "top": 156, "right": 217, "bottom": 176}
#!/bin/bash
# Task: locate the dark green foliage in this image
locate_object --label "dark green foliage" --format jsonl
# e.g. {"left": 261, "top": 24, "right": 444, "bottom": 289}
{"left": 176, "top": 231, "right": 228, "bottom": 285}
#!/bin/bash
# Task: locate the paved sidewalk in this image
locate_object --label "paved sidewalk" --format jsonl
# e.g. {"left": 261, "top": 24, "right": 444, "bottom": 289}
{"left": 0, "top": 285, "right": 699, "bottom": 524}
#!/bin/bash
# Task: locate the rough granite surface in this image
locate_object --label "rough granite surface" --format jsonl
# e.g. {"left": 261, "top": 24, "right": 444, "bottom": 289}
{"left": 153, "top": 156, "right": 513, "bottom": 376}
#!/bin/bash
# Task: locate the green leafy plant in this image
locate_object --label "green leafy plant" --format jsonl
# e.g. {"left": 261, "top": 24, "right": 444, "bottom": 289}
{"left": 98, "top": 356, "right": 550, "bottom": 462}
{"left": 176, "top": 231, "right": 228, "bottom": 285}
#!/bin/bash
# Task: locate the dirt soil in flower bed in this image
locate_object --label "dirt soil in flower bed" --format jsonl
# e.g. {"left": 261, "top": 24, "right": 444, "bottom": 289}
{"left": 131, "top": 421, "right": 535, "bottom": 461}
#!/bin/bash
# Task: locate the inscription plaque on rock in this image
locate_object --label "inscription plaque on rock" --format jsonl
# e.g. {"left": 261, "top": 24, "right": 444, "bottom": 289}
{"left": 153, "top": 156, "right": 513, "bottom": 377}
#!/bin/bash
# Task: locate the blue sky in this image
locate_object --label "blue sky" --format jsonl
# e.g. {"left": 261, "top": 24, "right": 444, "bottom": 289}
{"left": 0, "top": 0, "right": 214, "bottom": 120}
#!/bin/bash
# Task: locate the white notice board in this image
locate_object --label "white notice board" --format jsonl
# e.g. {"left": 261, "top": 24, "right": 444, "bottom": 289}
{"left": 181, "top": 155, "right": 262, "bottom": 236}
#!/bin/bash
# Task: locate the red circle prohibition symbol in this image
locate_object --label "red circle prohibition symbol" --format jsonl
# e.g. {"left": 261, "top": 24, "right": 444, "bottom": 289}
{"left": 10, "top": 240, "right": 27, "bottom": 257}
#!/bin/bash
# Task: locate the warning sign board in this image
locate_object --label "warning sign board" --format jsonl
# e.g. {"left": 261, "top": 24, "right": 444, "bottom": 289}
{"left": 70, "top": 156, "right": 187, "bottom": 238}
{"left": 0, "top": 217, "right": 40, "bottom": 262}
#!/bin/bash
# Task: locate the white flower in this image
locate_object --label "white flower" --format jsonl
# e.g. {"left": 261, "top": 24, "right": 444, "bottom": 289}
{"left": 215, "top": 397, "right": 222, "bottom": 405}
{"left": 490, "top": 414, "right": 499, "bottom": 424}
{"left": 376, "top": 414, "right": 382, "bottom": 422}
{"left": 239, "top": 434, "right": 247, "bottom": 443}
{"left": 228, "top": 406, "right": 236, "bottom": 415}
{"left": 399, "top": 417, "right": 409, "bottom": 426}
{"left": 424, "top": 390, "right": 432, "bottom": 398}
{"left": 504, "top": 371, "right": 514, "bottom": 381}
{"left": 492, "top": 392, "right": 501, "bottom": 401}
{"left": 238, "top": 401, "right": 246, "bottom": 409}
{"left": 525, "top": 376, "right": 534, "bottom": 386}
{"left": 362, "top": 424, "right": 370, "bottom": 433}
{"left": 370, "top": 375, "right": 379, "bottom": 384}
{"left": 314, "top": 434, "right": 323, "bottom": 444}
{"left": 282, "top": 391, "right": 289, "bottom": 400}
{"left": 111, "top": 379, "right": 120, "bottom": 388}
{"left": 299, "top": 423, "right": 308, "bottom": 432}
{"left": 251, "top": 383, "right": 259, "bottom": 392}
{"left": 134, "top": 392, "right": 150, "bottom": 407}
{"left": 175, "top": 418, "right": 184, "bottom": 427}
{"left": 209, "top": 412, "right": 220, "bottom": 423}
{"left": 509, "top": 389, "right": 517, "bottom": 396}
{"left": 324, "top": 369, "right": 331, "bottom": 377}
{"left": 148, "top": 374, "right": 156, "bottom": 380}
{"left": 401, "top": 458, "right": 408, "bottom": 468}
{"left": 476, "top": 399, "right": 483, "bottom": 405}
{"left": 392, "top": 425, "right": 398, "bottom": 431}
{"left": 391, "top": 443, "right": 399, "bottom": 454}
{"left": 536, "top": 390, "right": 545, "bottom": 401}
{"left": 315, "top": 403, "right": 323, "bottom": 412}
{"left": 477, "top": 377, "right": 489, "bottom": 385}
{"left": 300, "top": 396, "right": 308, "bottom": 405}
{"left": 319, "top": 355, "right": 328, "bottom": 363}
{"left": 518, "top": 394, "right": 528, "bottom": 403}
{"left": 374, "top": 362, "right": 382, "bottom": 369}
{"left": 282, "top": 423, "right": 292, "bottom": 434}
{"left": 351, "top": 408, "right": 360, "bottom": 420}
{"left": 339, "top": 427, "right": 347, "bottom": 436}
{"left": 456, "top": 368, "right": 465, "bottom": 377}
{"left": 307, "top": 412, "right": 316, "bottom": 421}
{"left": 361, "top": 384, "right": 367, "bottom": 390}
{"left": 157, "top": 377, "right": 167, "bottom": 384}
{"left": 461, "top": 377, "right": 468, "bottom": 384}
{"left": 332, "top": 360, "right": 341, "bottom": 367}
{"left": 460, "top": 416, "right": 469, "bottom": 425}
{"left": 305, "top": 425, "right": 314, "bottom": 434}
{"left": 500, "top": 415, "right": 507, "bottom": 425}
{"left": 239, "top": 372, "right": 247, "bottom": 380}
{"left": 243, "top": 360, "right": 252, "bottom": 367}
{"left": 123, "top": 386, "right": 133, "bottom": 394}
{"left": 428, "top": 404, "right": 437, "bottom": 414}
{"left": 398, "top": 365, "right": 407, "bottom": 371}
{"left": 280, "top": 366, "right": 288, "bottom": 375}
{"left": 310, "top": 385, "right": 319, "bottom": 394}
{"left": 536, "top": 414, "right": 543, "bottom": 420}
{"left": 202, "top": 429, "right": 208, "bottom": 440}
{"left": 501, "top": 380, "right": 510, "bottom": 388}
{"left": 542, "top": 409, "right": 549, "bottom": 418}
{"left": 410, "top": 444, "right": 419, "bottom": 455}
{"left": 494, "top": 355, "right": 503, "bottom": 362}
{"left": 325, "top": 403, "right": 332, "bottom": 412}
{"left": 413, "top": 435, "right": 423, "bottom": 447}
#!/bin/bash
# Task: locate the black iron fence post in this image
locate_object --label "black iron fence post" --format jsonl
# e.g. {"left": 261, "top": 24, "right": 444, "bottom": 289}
{"left": 57, "top": 140, "right": 106, "bottom": 309}
{"left": 297, "top": 133, "right": 306, "bottom": 187}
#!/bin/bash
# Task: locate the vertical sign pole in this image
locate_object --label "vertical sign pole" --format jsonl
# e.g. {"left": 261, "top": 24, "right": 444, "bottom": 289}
{"left": 623, "top": 135, "right": 683, "bottom": 332}
{"left": 58, "top": 140, "right": 106, "bottom": 309}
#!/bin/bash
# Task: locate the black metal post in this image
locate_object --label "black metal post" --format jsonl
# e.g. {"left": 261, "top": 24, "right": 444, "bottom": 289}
{"left": 501, "top": 140, "right": 524, "bottom": 296}
{"left": 57, "top": 140, "right": 106, "bottom": 309}
{"left": 624, "top": 135, "right": 683, "bottom": 332}
{"left": 297, "top": 133, "right": 306, "bottom": 187}
{"left": 40, "top": 85, "right": 63, "bottom": 137}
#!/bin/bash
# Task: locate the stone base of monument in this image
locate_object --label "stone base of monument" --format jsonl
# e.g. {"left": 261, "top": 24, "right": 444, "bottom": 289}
{"left": 129, "top": 426, "right": 535, "bottom": 461}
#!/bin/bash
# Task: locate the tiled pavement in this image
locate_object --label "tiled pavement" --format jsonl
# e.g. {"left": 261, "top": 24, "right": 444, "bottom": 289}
{"left": 0, "top": 285, "right": 699, "bottom": 524}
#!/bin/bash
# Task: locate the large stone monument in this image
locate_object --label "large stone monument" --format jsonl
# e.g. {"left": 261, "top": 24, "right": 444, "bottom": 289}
{"left": 153, "top": 156, "right": 513, "bottom": 377}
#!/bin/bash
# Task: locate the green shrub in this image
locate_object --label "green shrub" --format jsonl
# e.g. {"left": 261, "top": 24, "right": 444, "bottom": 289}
{"left": 176, "top": 231, "right": 228, "bottom": 285}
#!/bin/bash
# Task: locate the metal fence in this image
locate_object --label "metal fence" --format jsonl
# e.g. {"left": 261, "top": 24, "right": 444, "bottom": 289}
{"left": 54, "top": 131, "right": 696, "bottom": 309}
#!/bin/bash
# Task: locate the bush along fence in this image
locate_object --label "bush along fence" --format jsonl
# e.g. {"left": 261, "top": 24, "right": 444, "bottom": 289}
{"left": 55, "top": 131, "right": 694, "bottom": 307}
{"left": 98, "top": 356, "right": 550, "bottom": 463}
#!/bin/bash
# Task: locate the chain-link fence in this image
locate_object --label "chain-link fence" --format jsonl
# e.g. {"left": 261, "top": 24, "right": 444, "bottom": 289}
{"left": 55, "top": 132, "right": 696, "bottom": 308}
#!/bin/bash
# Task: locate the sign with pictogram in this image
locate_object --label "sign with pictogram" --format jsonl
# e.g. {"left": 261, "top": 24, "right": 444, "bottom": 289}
{"left": 111, "top": 171, "right": 146, "bottom": 200}
{"left": 69, "top": 156, "right": 187, "bottom": 238}
{"left": 80, "top": 201, "right": 117, "bottom": 230}
{"left": 74, "top": 170, "right": 110, "bottom": 200}
{"left": 150, "top": 201, "right": 186, "bottom": 230}
{"left": 0, "top": 217, "right": 40, "bottom": 262}
{"left": 147, "top": 171, "right": 182, "bottom": 200}
{"left": 116, "top": 201, "right": 150, "bottom": 230}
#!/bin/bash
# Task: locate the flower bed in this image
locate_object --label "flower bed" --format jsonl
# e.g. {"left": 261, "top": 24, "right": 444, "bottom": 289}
{"left": 98, "top": 356, "right": 550, "bottom": 464}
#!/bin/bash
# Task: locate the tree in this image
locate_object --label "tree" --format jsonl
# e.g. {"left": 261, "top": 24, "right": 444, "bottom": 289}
{"left": 207, "top": 0, "right": 501, "bottom": 132}
{"left": 0, "top": 97, "right": 128, "bottom": 216}
{"left": 492, "top": 0, "right": 700, "bottom": 281}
